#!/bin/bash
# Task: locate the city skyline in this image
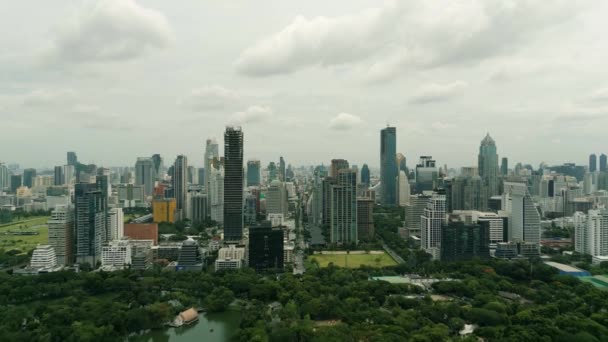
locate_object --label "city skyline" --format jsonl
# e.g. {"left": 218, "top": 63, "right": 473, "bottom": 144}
{"left": 2, "top": 1, "right": 608, "bottom": 167}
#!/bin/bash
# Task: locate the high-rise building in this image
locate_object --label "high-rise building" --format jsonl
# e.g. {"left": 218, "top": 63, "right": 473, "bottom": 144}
{"left": 74, "top": 182, "right": 107, "bottom": 265}
{"left": 405, "top": 194, "right": 431, "bottom": 237}
{"left": 267, "top": 162, "right": 277, "bottom": 182}
{"left": 330, "top": 159, "right": 349, "bottom": 178}
{"left": 63, "top": 165, "right": 75, "bottom": 185}
{"left": 330, "top": 168, "right": 358, "bottom": 244}
{"left": 0, "top": 162, "right": 9, "bottom": 191}
{"left": 310, "top": 166, "right": 327, "bottom": 226}
{"left": 209, "top": 162, "right": 224, "bottom": 223}
{"left": 501, "top": 157, "right": 508, "bottom": 176}
{"left": 198, "top": 168, "right": 205, "bottom": 188}
{"left": 172, "top": 155, "right": 188, "bottom": 220}
{"left": 244, "top": 194, "right": 257, "bottom": 225}
{"left": 447, "top": 176, "right": 484, "bottom": 212}
{"left": 48, "top": 205, "right": 74, "bottom": 265}
{"left": 590, "top": 154, "right": 598, "bottom": 173}
{"left": 23, "top": 168, "right": 36, "bottom": 188}
{"left": 600, "top": 154, "right": 607, "bottom": 172}
{"left": 30, "top": 245, "right": 57, "bottom": 270}
{"left": 415, "top": 156, "right": 438, "bottom": 193}
{"left": 397, "top": 153, "right": 407, "bottom": 173}
{"left": 502, "top": 182, "right": 540, "bottom": 255}
{"left": 10, "top": 174, "right": 22, "bottom": 193}
{"left": 574, "top": 209, "right": 608, "bottom": 257}
{"left": 380, "top": 127, "right": 397, "bottom": 206}
{"left": 223, "top": 126, "right": 244, "bottom": 242}
{"left": 421, "top": 194, "right": 446, "bottom": 260}
{"left": 177, "top": 239, "right": 202, "bottom": 271}
{"left": 135, "top": 157, "right": 156, "bottom": 198}
{"left": 321, "top": 177, "right": 337, "bottom": 227}
{"left": 248, "top": 221, "right": 284, "bottom": 272}
{"left": 440, "top": 215, "right": 490, "bottom": 262}
{"left": 151, "top": 154, "right": 164, "bottom": 179}
{"left": 247, "top": 160, "right": 261, "bottom": 186}
{"left": 152, "top": 198, "right": 176, "bottom": 223}
{"left": 67, "top": 152, "right": 78, "bottom": 166}
{"left": 357, "top": 196, "right": 374, "bottom": 241}
{"left": 266, "top": 180, "right": 288, "bottom": 216}
{"left": 478, "top": 133, "right": 499, "bottom": 204}
{"left": 107, "top": 208, "right": 124, "bottom": 241}
{"left": 191, "top": 193, "right": 209, "bottom": 224}
{"left": 360, "top": 164, "right": 370, "bottom": 186}
{"left": 397, "top": 170, "right": 410, "bottom": 207}
{"left": 205, "top": 138, "right": 219, "bottom": 201}
{"left": 279, "top": 156, "right": 286, "bottom": 181}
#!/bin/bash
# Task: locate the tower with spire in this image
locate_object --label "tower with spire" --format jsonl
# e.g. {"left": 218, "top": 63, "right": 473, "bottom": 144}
{"left": 478, "top": 133, "right": 499, "bottom": 208}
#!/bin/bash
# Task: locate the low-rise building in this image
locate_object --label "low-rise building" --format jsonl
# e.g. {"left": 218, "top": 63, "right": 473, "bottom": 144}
{"left": 215, "top": 245, "right": 246, "bottom": 270}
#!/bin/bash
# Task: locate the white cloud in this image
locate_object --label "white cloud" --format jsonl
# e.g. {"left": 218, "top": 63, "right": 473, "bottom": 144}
{"left": 45, "top": 0, "right": 173, "bottom": 64}
{"left": 237, "top": 1, "right": 584, "bottom": 82}
{"left": 230, "top": 105, "right": 273, "bottom": 125}
{"left": 178, "top": 86, "right": 239, "bottom": 110}
{"left": 328, "top": 113, "right": 363, "bottom": 130}
{"left": 21, "top": 88, "right": 76, "bottom": 106}
{"left": 581, "top": 87, "right": 608, "bottom": 104}
{"left": 409, "top": 81, "right": 467, "bottom": 104}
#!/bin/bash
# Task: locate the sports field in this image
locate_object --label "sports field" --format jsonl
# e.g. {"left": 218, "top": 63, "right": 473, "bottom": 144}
{"left": 310, "top": 252, "right": 398, "bottom": 268}
{"left": 0, "top": 216, "right": 49, "bottom": 254}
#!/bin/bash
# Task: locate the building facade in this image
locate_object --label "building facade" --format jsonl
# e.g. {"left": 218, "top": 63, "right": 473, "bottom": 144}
{"left": 380, "top": 127, "right": 397, "bottom": 205}
{"left": 223, "top": 126, "right": 244, "bottom": 242}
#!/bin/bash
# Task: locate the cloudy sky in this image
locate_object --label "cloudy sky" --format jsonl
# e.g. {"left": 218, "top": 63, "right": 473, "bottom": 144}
{"left": 1, "top": 0, "right": 607, "bottom": 169}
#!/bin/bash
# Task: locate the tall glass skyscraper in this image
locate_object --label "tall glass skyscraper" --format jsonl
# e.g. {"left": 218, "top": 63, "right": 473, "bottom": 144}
{"left": 223, "top": 126, "right": 244, "bottom": 242}
{"left": 590, "top": 154, "right": 597, "bottom": 172}
{"left": 501, "top": 157, "right": 508, "bottom": 176}
{"left": 478, "top": 133, "right": 499, "bottom": 200}
{"left": 360, "top": 164, "right": 370, "bottom": 186}
{"left": 247, "top": 160, "right": 261, "bottom": 186}
{"left": 380, "top": 127, "right": 397, "bottom": 206}
{"left": 601, "top": 153, "right": 607, "bottom": 172}
{"left": 172, "top": 155, "right": 188, "bottom": 220}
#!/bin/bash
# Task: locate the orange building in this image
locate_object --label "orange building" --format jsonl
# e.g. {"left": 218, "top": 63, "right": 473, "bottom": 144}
{"left": 124, "top": 223, "right": 159, "bottom": 245}
{"left": 153, "top": 198, "right": 176, "bottom": 223}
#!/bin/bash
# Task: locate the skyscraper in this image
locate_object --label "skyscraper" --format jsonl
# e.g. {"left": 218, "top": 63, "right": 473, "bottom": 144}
{"left": 0, "top": 162, "right": 9, "bottom": 191}
{"left": 223, "top": 126, "right": 244, "bottom": 242}
{"left": 397, "top": 170, "right": 410, "bottom": 207}
{"left": 53, "top": 166, "right": 64, "bottom": 185}
{"left": 279, "top": 156, "right": 286, "bottom": 181}
{"left": 247, "top": 160, "right": 261, "bottom": 186}
{"left": 600, "top": 154, "right": 607, "bottom": 172}
{"left": 209, "top": 161, "right": 224, "bottom": 223}
{"left": 357, "top": 196, "right": 374, "bottom": 241}
{"left": 415, "top": 156, "right": 438, "bottom": 192}
{"left": 360, "top": 164, "right": 370, "bottom": 186}
{"left": 48, "top": 205, "right": 74, "bottom": 265}
{"left": 23, "top": 168, "right": 36, "bottom": 188}
{"left": 74, "top": 182, "right": 106, "bottom": 265}
{"left": 67, "top": 151, "right": 78, "bottom": 166}
{"left": 421, "top": 194, "right": 446, "bottom": 260}
{"left": 590, "top": 154, "right": 598, "bottom": 173}
{"left": 205, "top": 139, "right": 219, "bottom": 193}
{"left": 380, "top": 127, "right": 397, "bottom": 206}
{"left": 330, "top": 159, "right": 349, "bottom": 178}
{"left": 191, "top": 193, "right": 209, "bottom": 224}
{"left": 266, "top": 180, "right": 288, "bottom": 216}
{"left": 151, "top": 154, "right": 164, "bottom": 179}
{"left": 10, "top": 174, "right": 22, "bottom": 193}
{"left": 501, "top": 157, "right": 508, "bottom": 176}
{"left": 135, "top": 157, "right": 156, "bottom": 198}
{"left": 440, "top": 215, "right": 490, "bottom": 262}
{"left": 478, "top": 133, "right": 499, "bottom": 207}
{"left": 574, "top": 209, "right": 608, "bottom": 257}
{"left": 63, "top": 164, "right": 75, "bottom": 185}
{"left": 248, "top": 221, "right": 284, "bottom": 272}
{"left": 330, "top": 168, "right": 358, "bottom": 244}
{"left": 502, "top": 182, "right": 541, "bottom": 255}
{"left": 267, "top": 162, "right": 277, "bottom": 182}
{"left": 172, "top": 155, "right": 188, "bottom": 220}
{"left": 396, "top": 153, "right": 407, "bottom": 173}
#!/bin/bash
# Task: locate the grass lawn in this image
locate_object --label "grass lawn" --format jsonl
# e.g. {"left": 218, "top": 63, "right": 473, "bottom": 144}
{"left": 310, "top": 252, "right": 398, "bottom": 268}
{"left": 0, "top": 216, "right": 50, "bottom": 255}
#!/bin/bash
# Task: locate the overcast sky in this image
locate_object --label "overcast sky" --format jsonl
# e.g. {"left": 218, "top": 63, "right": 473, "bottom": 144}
{"left": 1, "top": 0, "right": 607, "bottom": 169}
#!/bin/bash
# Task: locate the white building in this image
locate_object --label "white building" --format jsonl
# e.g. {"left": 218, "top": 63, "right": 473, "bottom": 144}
{"left": 209, "top": 165, "right": 224, "bottom": 223}
{"left": 266, "top": 180, "right": 288, "bottom": 216}
{"left": 101, "top": 240, "right": 132, "bottom": 269}
{"left": 421, "top": 194, "right": 446, "bottom": 260}
{"left": 30, "top": 245, "right": 57, "bottom": 270}
{"left": 215, "top": 245, "right": 246, "bottom": 270}
{"left": 397, "top": 170, "right": 410, "bottom": 207}
{"left": 284, "top": 243, "right": 295, "bottom": 265}
{"left": 107, "top": 207, "right": 124, "bottom": 240}
{"left": 48, "top": 205, "right": 73, "bottom": 266}
{"left": 574, "top": 209, "right": 608, "bottom": 257}
{"left": 267, "top": 213, "right": 285, "bottom": 227}
{"left": 503, "top": 182, "right": 541, "bottom": 255}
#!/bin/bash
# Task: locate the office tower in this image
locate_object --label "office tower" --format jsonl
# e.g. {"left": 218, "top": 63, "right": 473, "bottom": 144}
{"left": 330, "top": 159, "right": 349, "bottom": 178}
{"left": 310, "top": 166, "right": 326, "bottom": 226}
{"left": 135, "top": 157, "right": 156, "bottom": 198}
{"left": 151, "top": 154, "right": 164, "bottom": 179}
{"left": 360, "top": 164, "right": 370, "bottom": 186}
{"left": 48, "top": 205, "right": 74, "bottom": 265}
{"left": 101, "top": 240, "right": 132, "bottom": 268}
{"left": 23, "top": 168, "right": 36, "bottom": 188}
{"left": 279, "top": 156, "right": 286, "bottom": 181}
{"left": 53, "top": 166, "right": 64, "bottom": 185}
{"left": 244, "top": 194, "right": 257, "bottom": 225}
{"left": 0, "top": 162, "right": 8, "bottom": 191}
{"left": 177, "top": 239, "right": 202, "bottom": 271}
{"left": 600, "top": 154, "right": 607, "bottom": 172}
{"left": 248, "top": 221, "right": 284, "bottom": 272}
{"left": 590, "top": 154, "right": 598, "bottom": 173}
{"left": 10, "top": 174, "right": 22, "bottom": 193}
{"left": 478, "top": 133, "right": 499, "bottom": 202}
{"left": 152, "top": 198, "right": 176, "bottom": 223}
{"left": 186, "top": 166, "right": 197, "bottom": 184}
{"left": 198, "top": 168, "right": 205, "bottom": 188}
{"left": 223, "top": 126, "right": 244, "bottom": 242}
{"left": 405, "top": 194, "right": 431, "bottom": 236}
{"left": 107, "top": 208, "right": 124, "bottom": 240}
{"left": 501, "top": 157, "right": 508, "bottom": 176}
{"left": 357, "top": 196, "right": 374, "bottom": 241}
{"left": 205, "top": 138, "right": 219, "bottom": 198}
{"left": 502, "top": 182, "right": 540, "bottom": 255}
{"left": 447, "top": 176, "right": 484, "bottom": 212}
{"left": 415, "top": 156, "right": 438, "bottom": 192}
{"left": 440, "top": 215, "right": 490, "bottom": 262}
{"left": 266, "top": 180, "right": 288, "bottom": 216}
{"left": 380, "top": 127, "right": 397, "bottom": 206}
{"left": 247, "top": 160, "right": 261, "bottom": 186}
{"left": 397, "top": 153, "right": 407, "bottom": 173}
{"left": 215, "top": 245, "right": 246, "bottom": 270}
{"left": 330, "top": 168, "right": 358, "bottom": 244}
{"left": 67, "top": 151, "right": 78, "bottom": 166}
{"left": 191, "top": 193, "right": 209, "bottom": 223}
{"left": 63, "top": 165, "right": 75, "bottom": 185}
{"left": 397, "top": 170, "right": 410, "bottom": 207}
{"left": 172, "top": 155, "right": 188, "bottom": 220}
{"left": 321, "top": 177, "right": 337, "bottom": 227}
{"left": 574, "top": 210, "right": 608, "bottom": 258}
{"left": 209, "top": 161, "right": 224, "bottom": 223}
{"left": 421, "top": 194, "right": 446, "bottom": 260}
{"left": 267, "top": 162, "right": 277, "bottom": 182}
{"left": 74, "top": 182, "right": 106, "bottom": 265}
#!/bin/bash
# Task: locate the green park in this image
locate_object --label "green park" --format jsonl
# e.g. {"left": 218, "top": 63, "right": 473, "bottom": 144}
{"left": 0, "top": 216, "right": 49, "bottom": 255}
